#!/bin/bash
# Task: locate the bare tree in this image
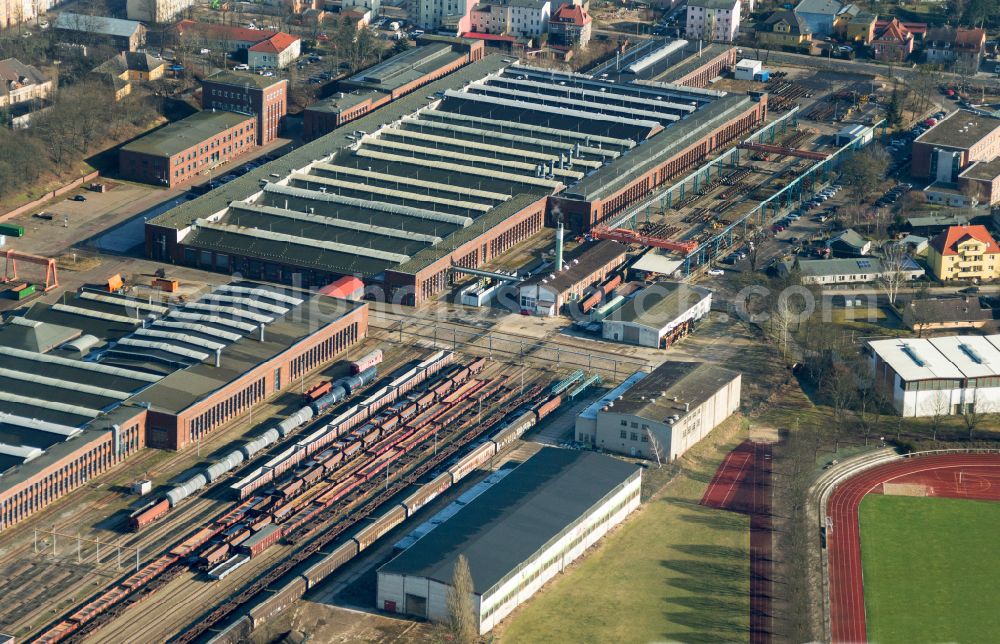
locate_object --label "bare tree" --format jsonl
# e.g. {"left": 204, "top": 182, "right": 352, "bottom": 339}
{"left": 645, "top": 428, "right": 664, "bottom": 468}
{"left": 878, "top": 242, "right": 910, "bottom": 307}
{"left": 923, "top": 390, "right": 950, "bottom": 441}
{"left": 445, "top": 554, "right": 477, "bottom": 644}
{"left": 960, "top": 398, "right": 996, "bottom": 441}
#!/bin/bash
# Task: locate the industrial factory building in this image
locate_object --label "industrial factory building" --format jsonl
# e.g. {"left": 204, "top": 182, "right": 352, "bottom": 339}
{"left": 0, "top": 282, "right": 367, "bottom": 532}
{"left": 517, "top": 239, "right": 626, "bottom": 316}
{"left": 377, "top": 447, "right": 641, "bottom": 634}
{"left": 575, "top": 361, "right": 741, "bottom": 460}
{"left": 601, "top": 282, "right": 712, "bottom": 348}
{"left": 146, "top": 55, "right": 768, "bottom": 305}
{"left": 304, "top": 36, "right": 485, "bottom": 140}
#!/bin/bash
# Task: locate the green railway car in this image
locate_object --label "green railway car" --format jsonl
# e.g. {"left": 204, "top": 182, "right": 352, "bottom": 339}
{"left": 0, "top": 223, "right": 25, "bottom": 237}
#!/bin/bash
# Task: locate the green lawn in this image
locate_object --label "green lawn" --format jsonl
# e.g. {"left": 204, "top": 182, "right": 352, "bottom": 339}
{"left": 497, "top": 418, "right": 750, "bottom": 644}
{"left": 859, "top": 495, "right": 1000, "bottom": 644}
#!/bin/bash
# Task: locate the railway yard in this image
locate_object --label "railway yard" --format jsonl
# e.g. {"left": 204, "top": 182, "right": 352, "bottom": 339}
{"left": 0, "top": 40, "right": 929, "bottom": 644}
{"left": 2, "top": 337, "right": 591, "bottom": 643}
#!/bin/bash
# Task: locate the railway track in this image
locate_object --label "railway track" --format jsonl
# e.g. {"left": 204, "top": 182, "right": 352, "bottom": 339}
{"left": 36, "top": 355, "right": 556, "bottom": 644}
{"left": 14, "top": 345, "right": 413, "bottom": 641}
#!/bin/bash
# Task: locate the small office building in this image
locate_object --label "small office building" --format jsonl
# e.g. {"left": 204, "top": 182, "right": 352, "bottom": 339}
{"left": 601, "top": 283, "right": 712, "bottom": 348}
{"left": 575, "top": 361, "right": 741, "bottom": 460}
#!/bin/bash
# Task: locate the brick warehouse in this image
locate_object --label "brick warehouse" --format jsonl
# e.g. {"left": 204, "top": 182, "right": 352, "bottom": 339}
{"left": 0, "top": 282, "right": 367, "bottom": 531}
{"left": 304, "top": 35, "right": 485, "bottom": 140}
{"left": 201, "top": 71, "right": 288, "bottom": 145}
{"left": 119, "top": 110, "right": 257, "bottom": 187}
{"left": 146, "top": 56, "right": 768, "bottom": 305}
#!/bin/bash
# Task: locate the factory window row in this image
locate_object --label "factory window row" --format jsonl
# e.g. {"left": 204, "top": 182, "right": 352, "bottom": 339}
{"left": 599, "top": 178, "right": 651, "bottom": 222}
{"left": 481, "top": 487, "right": 640, "bottom": 620}
{"left": 656, "top": 142, "right": 709, "bottom": 185}
{"left": 289, "top": 323, "right": 359, "bottom": 380}
{"left": 190, "top": 377, "right": 267, "bottom": 442}
{"left": 488, "top": 210, "right": 543, "bottom": 259}
{"left": 0, "top": 423, "right": 142, "bottom": 530}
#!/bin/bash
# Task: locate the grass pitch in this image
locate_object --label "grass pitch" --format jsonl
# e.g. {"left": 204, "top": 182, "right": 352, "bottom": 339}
{"left": 496, "top": 417, "right": 750, "bottom": 644}
{"left": 859, "top": 495, "right": 1000, "bottom": 644}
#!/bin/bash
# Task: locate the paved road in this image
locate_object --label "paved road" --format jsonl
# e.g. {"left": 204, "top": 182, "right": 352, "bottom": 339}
{"left": 762, "top": 51, "right": 1000, "bottom": 91}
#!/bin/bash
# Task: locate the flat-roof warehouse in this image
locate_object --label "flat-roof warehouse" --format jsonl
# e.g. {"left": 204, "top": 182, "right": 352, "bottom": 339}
{"left": 146, "top": 55, "right": 767, "bottom": 305}
{"left": 377, "top": 447, "right": 641, "bottom": 633}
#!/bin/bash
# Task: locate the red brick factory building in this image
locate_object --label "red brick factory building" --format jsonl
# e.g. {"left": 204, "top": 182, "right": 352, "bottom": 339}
{"left": 0, "top": 281, "right": 367, "bottom": 532}
{"left": 201, "top": 71, "right": 288, "bottom": 145}
{"left": 146, "top": 55, "right": 767, "bottom": 305}
{"left": 119, "top": 110, "right": 257, "bottom": 187}
{"left": 304, "top": 36, "right": 484, "bottom": 140}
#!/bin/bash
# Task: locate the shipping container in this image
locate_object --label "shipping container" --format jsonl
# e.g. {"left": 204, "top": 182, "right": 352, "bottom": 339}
{"left": 14, "top": 283, "right": 36, "bottom": 300}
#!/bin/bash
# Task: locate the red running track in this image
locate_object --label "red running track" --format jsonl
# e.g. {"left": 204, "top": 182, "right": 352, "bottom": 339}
{"left": 701, "top": 441, "right": 773, "bottom": 643}
{"left": 826, "top": 453, "right": 1000, "bottom": 643}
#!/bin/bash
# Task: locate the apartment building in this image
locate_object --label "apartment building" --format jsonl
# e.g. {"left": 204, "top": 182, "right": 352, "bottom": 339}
{"left": 927, "top": 225, "right": 1000, "bottom": 282}
{"left": 686, "top": 0, "right": 742, "bottom": 43}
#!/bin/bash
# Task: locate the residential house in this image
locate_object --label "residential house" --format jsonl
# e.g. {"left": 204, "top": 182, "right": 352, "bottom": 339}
{"left": 94, "top": 51, "right": 166, "bottom": 84}
{"left": 827, "top": 228, "right": 872, "bottom": 257}
{"left": 416, "top": 0, "right": 478, "bottom": 34}
{"left": 756, "top": 10, "right": 811, "bottom": 48}
{"left": 780, "top": 256, "right": 924, "bottom": 284}
{"left": 871, "top": 18, "right": 914, "bottom": 62}
{"left": 837, "top": 9, "right": 876, "bottom": 44}
{"left": 902, "top": 295, "right": 994, "bottom": 333}
{"left": 685, "top": 0, "right": 742, "bottom": 43}
{"left": 470, "top": 0, "right": 551, "bottom": 40}
{"left": 548, "top": 2, "right": 592, "bottom": 48}
{"left": 924, "top": 27, "right": 986, "bottom": 72}
{"left": 926, "top": 224, "right": 1000, "bottom": 282}
{"left": 174, "top": 20, "right": 281, "bottom": 52}
{"left": 247, "top": 33, "right": 301, "bottom": 68}
{"left": 55, "top": 13, "right": 146, "bottom": 52}
{"left": 126, "top": 0, "right": 196, "bottom": 23}
{"left": 793, "top": 0, "right": 841, "bottom": 37}
{"left": 0, "top": 58, "right": 53, "bottom": 109}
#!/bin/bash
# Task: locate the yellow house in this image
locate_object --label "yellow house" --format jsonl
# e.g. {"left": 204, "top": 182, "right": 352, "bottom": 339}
{"left": 757, "top": 10, "right": 812, "bottom": 48}
{"left": 92, "top": 52, "right": 165, "bottom": 101}
{"left": 927, "top": 224, "right": 1000, "bottom": 281}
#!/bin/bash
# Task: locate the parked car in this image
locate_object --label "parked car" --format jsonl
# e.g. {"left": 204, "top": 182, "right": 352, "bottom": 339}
{"left": 70, "top": 195, "right": 86, "bottom": 201}
{"left": 234, "top": 64, "right": 249, "bottom": 71}
{"left": 707, "top": 268, "right": 725, "bottom": 276}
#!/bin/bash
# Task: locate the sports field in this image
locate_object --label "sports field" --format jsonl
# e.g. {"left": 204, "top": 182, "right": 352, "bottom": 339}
{"left": 859, "top": 495, "right": 1000, "bottom": 644}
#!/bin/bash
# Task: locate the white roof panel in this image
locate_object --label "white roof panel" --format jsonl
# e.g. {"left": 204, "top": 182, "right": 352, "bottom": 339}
{"left": 868, "top": 338, "right": 964, "bottom": 382}
{"left": 928, "top": 336, "right": 1000, "bottom": 379}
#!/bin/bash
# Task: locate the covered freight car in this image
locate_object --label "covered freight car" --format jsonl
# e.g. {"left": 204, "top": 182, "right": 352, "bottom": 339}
{"left": 350, "top": 349, "right": 383, "bottom": 375}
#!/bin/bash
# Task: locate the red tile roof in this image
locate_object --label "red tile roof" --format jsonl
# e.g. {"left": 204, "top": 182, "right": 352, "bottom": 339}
{"left": 175, "top": 19, "right": 278, "bottom": 44}
{"left": 249, "top": 32, "right": 300, "bottom": 53}
{"left": 930, "top": 225, "right": 1000, "bottom": 256}
{"left": 873, "top": 18, "right": 911, "bottom": 43}
{"left": 551, "top": 4, "right": 591, "bottom": 26}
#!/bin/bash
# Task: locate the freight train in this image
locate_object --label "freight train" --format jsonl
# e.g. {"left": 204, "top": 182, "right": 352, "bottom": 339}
{"left": 128, "top": 359, "right": 393, "bottom": 531}
{"left": 34, "top": 354, "right": 572, "bottom": 644}
{"left": 206, "top": 387, "right": 567, "bottom": 641}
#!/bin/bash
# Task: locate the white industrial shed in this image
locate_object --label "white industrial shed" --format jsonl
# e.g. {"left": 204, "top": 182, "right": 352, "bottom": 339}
{"left": 601, "top": 282, "right": 712, "bottom": 348}
{"left": 576, "top": 360, "right": 741, "bottom": 460}
{"left": 868, "top": 335, "right": 1000, "bottom": 417}
{"left": 376, "top": 448, "right": 641, "bottom": 634}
